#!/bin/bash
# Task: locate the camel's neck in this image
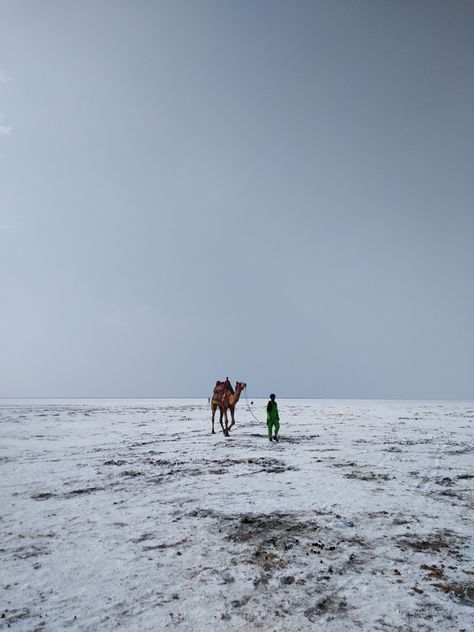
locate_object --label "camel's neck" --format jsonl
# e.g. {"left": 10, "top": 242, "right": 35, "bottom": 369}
{"left": 231, "top": 386, "right": 243, "bottom": 403}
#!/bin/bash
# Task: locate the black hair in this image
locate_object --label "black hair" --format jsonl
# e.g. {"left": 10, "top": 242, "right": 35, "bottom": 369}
{"left": 270, "top": 393, "right": 276, "bottom": 399}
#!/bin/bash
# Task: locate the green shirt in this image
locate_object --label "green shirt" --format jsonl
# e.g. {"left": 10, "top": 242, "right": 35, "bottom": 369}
{"left": 267, "top": 400, "right": 279, "bottom": 422}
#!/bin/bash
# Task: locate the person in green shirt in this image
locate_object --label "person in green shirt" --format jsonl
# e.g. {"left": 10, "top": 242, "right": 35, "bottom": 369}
{"left": 266, "top": 393, "right": 280, "bottom": 442}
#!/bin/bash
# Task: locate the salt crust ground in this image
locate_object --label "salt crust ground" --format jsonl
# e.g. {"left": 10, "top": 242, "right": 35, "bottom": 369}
{"left": 1, "top": 399, "right": 473, "bottom": 632}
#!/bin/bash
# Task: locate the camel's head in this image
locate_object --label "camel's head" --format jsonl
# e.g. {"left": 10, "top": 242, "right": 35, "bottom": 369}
{"left": 235, "top": 381, "right": 247, "bottom": 391}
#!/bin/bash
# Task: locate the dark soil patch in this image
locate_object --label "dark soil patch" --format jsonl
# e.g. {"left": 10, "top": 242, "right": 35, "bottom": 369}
{"left": 227, "top": 513, "right": 319, "bottom": 545}
{"left": 13, "top": 545, "right": 49, "bottom": 560}
{"left": 431, "top": 581, "right": 474, "bottom": 605}
{"left": 142, "top": 538, "right": 187, "bottom": 551}
{"left": 446, "top": 446, "right": 474, "bottom": 455}
{"left": 63, "top": 486, "right": 104, "bottom": 497}
{"left": 31, "top": 492, "right": 56, "bottom": 501}
{"left": 398, "top": 530, "right": 465, "bottom": 556}
{"left": 145, "top": 458, "right": 185, "bottom": 467}
{"left": 304, "top": 595, "right": 349, "bottom": 621}
{"left": 282, "top": 435, "right": 320, "bottom": 445}
{"left": 344, "top": 471, "right": 392, "bottom": 481}
{"left": 435, "top": 477, "right": 454, "bottom": 486}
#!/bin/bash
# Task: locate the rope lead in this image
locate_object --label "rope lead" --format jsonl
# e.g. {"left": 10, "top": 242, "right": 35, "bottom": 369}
{"left": 243, "top": 387, "right": 261, "bottom": 423}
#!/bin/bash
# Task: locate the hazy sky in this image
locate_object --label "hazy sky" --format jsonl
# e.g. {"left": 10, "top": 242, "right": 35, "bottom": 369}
{"left": 1, "top": 1, "right": 473, "bottom": 399}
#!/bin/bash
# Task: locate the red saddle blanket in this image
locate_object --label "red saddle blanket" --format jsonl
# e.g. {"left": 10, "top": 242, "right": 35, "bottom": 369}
{"left": 212, "top": 382, "right": 228, "bottom": 403}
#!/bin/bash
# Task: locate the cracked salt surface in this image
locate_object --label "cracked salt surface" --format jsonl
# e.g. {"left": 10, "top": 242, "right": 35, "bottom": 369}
{"left": 0, "top": 398, "right": 473, "bottom": 631}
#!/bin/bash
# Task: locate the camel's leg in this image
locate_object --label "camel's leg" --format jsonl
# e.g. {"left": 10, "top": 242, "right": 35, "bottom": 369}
{"left": 211, "top": 403, "right": 217, "bottom": 434}
{"left": 222, "top": 407, "right": 230, "bottom": 437}
{"left": 219, "top": 407, "right": 226, "bottom": 436}
{"left": 228, "top": 406, "right": 236, "bottom": 431}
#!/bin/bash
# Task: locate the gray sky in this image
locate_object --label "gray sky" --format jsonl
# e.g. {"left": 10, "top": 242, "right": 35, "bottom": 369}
{"left": 1, "top": 0, "right": 473, "bottom": 399}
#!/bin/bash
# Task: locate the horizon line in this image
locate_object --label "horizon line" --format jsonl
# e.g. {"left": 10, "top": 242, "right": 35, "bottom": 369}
{"left": 0, "top": 396, "right": 473, "bottom": 403}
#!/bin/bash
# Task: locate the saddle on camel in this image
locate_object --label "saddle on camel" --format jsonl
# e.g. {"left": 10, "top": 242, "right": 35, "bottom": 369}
{"left": 212, "top": 377, "right": 234, "bottom": 404}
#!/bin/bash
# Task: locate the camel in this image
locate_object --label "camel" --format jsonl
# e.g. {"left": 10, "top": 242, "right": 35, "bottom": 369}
{"left": 211, "top": 381, "right": 247, "bottom": 436}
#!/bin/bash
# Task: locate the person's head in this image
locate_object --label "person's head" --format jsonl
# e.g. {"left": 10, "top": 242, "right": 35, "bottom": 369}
{"left": 270, "top": 393, "right": 276, "bottom": 400}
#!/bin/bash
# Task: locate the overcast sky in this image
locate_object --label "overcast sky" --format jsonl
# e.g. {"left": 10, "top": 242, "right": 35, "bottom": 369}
{"left": 0, "top": 1, "right": 473, "bottom": 399}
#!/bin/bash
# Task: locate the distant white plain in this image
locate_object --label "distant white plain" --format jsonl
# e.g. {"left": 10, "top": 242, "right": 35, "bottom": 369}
{"left": 1, "top": 399, "right": 473, "bottom": 630}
